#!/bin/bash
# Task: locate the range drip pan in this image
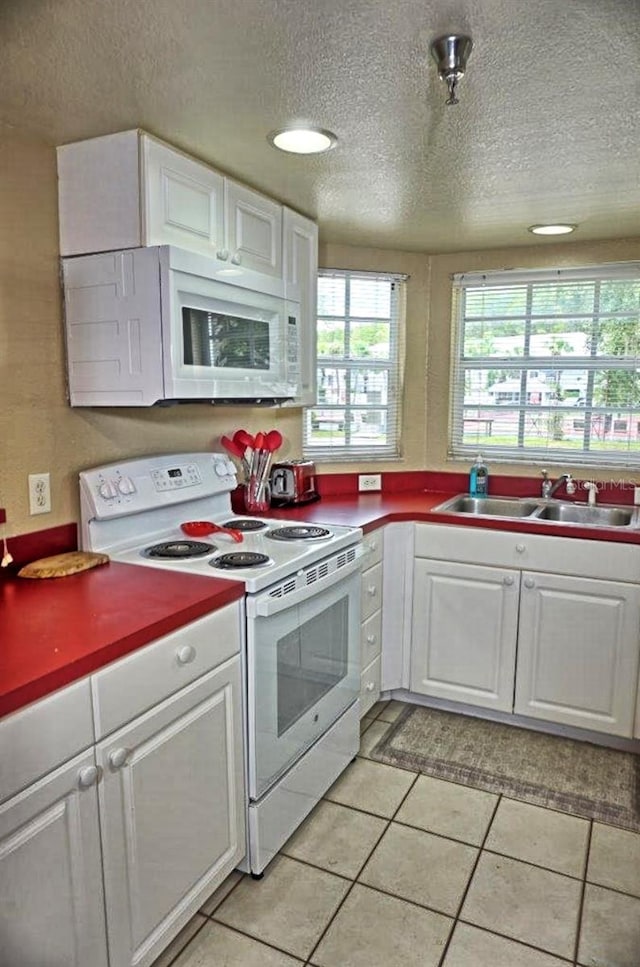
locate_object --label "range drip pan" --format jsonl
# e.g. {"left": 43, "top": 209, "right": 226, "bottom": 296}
{"left": 144, "top": 540, "right": 216, "bottom": 559}
{"left": 222, "top": 518, "right": 268, "bottom": 532}
{"left": 210, "top": 551, "right": 273, "bottom": 570}
{"left": 267, "top": 525, "right": 331, "bottom": 541}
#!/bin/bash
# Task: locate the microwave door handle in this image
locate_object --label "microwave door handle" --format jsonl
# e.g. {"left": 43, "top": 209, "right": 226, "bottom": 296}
{"left": 247, "top": 552, "right": 363, "bottom": 618}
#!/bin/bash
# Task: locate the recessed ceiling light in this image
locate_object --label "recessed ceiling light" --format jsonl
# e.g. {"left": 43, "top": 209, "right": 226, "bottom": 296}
{"left": 268, "top": 127, "right": 337, "bottom": 155}
{"left": 528, "top": 224, "right": 577, "bottom": 236}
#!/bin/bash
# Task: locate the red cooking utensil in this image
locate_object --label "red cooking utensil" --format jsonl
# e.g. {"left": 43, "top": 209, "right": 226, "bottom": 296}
{"left": 181, "top": 521, "right": 243, "bottom": 542}
{"left": 234, "top": 429, "right": 254, "bottom": 449}
{"left": 221, "top": 435, "right": 245, "bottom": 460}
{"left": 265, "top": 429, "right": 283, "bottom": 451}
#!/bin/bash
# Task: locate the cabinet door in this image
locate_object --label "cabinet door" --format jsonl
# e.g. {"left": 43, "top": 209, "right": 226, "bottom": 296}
{"left": 411, "top": 558, "right": 520, "bottom": 712}
{"left": 0, "top": 749, "right": 108, "bottom": 967}
{"left": 96, "top": 657, "right": 245, "bottom": 967}
{"left": 283, "top": 209, "right": 318, "bottom": 405}
{"left": 143, "top": 135, "right": 225, "bottom": 256}
{"left": 225, "top": 180, "right": 283, "bottom": 278}
{"left": 515, "top": 572, "right": 640, "bottom": 736}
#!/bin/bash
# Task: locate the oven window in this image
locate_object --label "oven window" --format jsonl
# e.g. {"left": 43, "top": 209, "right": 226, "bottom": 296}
{"left": 182, "top": 307, "right": 270, "bottom": 370}
{"left": 277, "top": 597, "right": 349, "bottom": 736}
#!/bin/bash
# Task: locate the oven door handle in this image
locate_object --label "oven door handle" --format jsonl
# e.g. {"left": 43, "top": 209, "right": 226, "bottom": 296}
{"left": 248, "top": 553, "right": 362, "bottom": 617}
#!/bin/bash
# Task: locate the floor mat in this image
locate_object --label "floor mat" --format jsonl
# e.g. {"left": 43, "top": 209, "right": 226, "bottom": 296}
{"left": 371, "top": 704, "right": 640, "bottom": 831}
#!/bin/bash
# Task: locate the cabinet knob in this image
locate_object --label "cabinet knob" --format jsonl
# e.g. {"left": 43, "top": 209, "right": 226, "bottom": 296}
{"left": 365, "top": 540, "right": 378, "bottom": 554}
{"left": 216, "top": 248, "right": 229, "bottom": 261}
{"left": 365, "top": 681, "right": 376, "bottom": 692}
{"left": 366, "top": 633, "right": 377, "bottom": 644}
{"left": 367, "top": 585, "right": 378, "bottom": 597}
{"left": 231, "top": 252, "right": 242, "bottom": 265}
{"left": 109, "top": 747, "right": 130, "bottom": 770}
{"left": 176, "top": 644, "right": 196, "bottom": 664}
{"left": 524, "top": 577, "right": 535, "bottom": 589}
{"left": 516, "top": 543, "right": 526, "bottom": 554}
{"left": 77, "top": 765, "right": 100, "bottom": 789}
{"left": 503, "top": 575, "right": 514, "bottom": 586}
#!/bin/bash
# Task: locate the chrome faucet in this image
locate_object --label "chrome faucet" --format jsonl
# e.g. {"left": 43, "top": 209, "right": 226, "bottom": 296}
{"left": 541, "top": 470, "right": 577, "bottom": 499}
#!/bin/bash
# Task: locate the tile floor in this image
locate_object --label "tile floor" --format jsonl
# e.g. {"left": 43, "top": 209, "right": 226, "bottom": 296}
{"left": 153, "top": 700, "right": 640, "bottom": 967}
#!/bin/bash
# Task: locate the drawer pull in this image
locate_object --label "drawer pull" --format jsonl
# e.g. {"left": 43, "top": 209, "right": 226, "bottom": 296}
{"left": 367, "top": 586, "right": 378, "bottom": 597}
{"left": 77, "top": 765, "right": 100, "bottom": 789}
{"left": 216, "top": 248, "right": 229, "bottom": 261}
{"left": 503, "top": 576, "right": 514, "bottom": 586}
{"left": 365, "top": 681, "right": 376, "bottom": 692}
{"left": 109, "top": 748, "right": 130, "bottom": 770}
{"left": 516, "top": 543, "right": 526, "bottom": 554}
{"left": 231, "top": 252, "right": 242, "bottom": 265}
{"left": 365, "top": 540, "right": 378, "bottom": 554}
{"left": 366, "top": 633, "right": 377, "bottom": 644}
{"left": 524, "top": 577, "right": 535, "bottom": 589}
{"left": 176, "top": 644, "right": 196, "bottom": 665}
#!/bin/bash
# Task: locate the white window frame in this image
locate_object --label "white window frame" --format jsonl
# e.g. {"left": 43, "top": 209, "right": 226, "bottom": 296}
{"left": 450, "top": 262, "right": 640, "bottom": 468}
{"left": 303, "top": 269, "right": 406, "bottom": 462}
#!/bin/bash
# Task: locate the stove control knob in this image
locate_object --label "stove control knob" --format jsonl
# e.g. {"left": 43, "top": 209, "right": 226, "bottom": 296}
{"left": 117, "top": 476, "right": 136, "bottom": 496}
{"left": 214, "top": 460, "right": 228, "bottom": 477}
{"left": 98, "top": 480, "right": 118, "bottom": 500}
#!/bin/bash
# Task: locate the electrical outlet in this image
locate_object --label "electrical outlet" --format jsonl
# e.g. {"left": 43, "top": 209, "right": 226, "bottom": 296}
{"left": 358, "top": 474, "right": 382, "bottom": 492}
{"left": 634, "top": 486, "right": 640, "bottom": 506}
{"left": 28, "top": 473, "right": 51, "bottom": 515}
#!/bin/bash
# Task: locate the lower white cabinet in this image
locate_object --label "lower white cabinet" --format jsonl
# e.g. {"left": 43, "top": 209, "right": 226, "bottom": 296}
{"left": 411, "top": 525, "right": 640, "bottom": 738}
{"left": 411, "top": 559, "right": 519, "bottom": 712}
{"left": 359, "top": 529, "right": 384, "bottom": 717}
{"left": 0, "top": 749, "right": 108, "bottom": 967}
{"left": 97, "top": 656, "right": 245, "bottom": 967}
{"left": 515, "top": 572, "right": 640, "bottom": 734}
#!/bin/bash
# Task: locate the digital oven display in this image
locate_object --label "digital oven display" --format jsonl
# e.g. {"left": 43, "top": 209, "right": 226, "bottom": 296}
{"left": 168, "top": 468, "right": 183, "bottom": 478}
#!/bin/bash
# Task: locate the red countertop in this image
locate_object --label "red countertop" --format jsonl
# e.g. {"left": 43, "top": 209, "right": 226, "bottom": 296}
{"left": 0, "top": 562, "right": 243, "bottom": 718}
{"left": 4, "top": 479, "right": 640, "bottom": 719}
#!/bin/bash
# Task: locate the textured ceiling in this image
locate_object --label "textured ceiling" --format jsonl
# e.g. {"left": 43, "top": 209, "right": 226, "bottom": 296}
{"left": 1, "top": 0, "right": 639, "bottom": 253}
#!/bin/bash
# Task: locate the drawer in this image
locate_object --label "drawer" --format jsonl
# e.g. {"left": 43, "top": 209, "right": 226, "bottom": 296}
{"left": 361, "top": 562, "right": 383, "bottom": 622}
{"left": 0, "top": 678, "right": 94, "bottom": 803}
{"left": 362, "top": 528, "right": 384, "bottom": 572}
{"left": 361, "top": 609, "right": 382, "bottom": 668}
{"left": 92, "top": 601, "right": 242, "bottom": 739}
{"left": 360, "top": 656, "right": 382, "bottom": 718}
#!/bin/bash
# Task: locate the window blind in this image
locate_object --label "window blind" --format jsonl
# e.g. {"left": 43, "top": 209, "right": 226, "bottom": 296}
{"left": 303, "top": 269, "right": 407, "bottom": 461}
{"left": 449, "top": 263, "right": 640, "bottom": 467}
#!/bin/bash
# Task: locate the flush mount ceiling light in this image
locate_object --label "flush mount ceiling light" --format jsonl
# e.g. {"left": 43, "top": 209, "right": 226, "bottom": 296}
{"left": 430, "top": 34, "right": 473, "bottom": 105}
{"left": 528, "top": 224, "right": 577, "bottom": 235}
{"left": 268, "top": 127, "right": 337, "bottom": 155}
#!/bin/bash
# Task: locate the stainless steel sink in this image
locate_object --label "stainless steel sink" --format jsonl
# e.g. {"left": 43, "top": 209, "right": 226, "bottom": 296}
{"left": 434, "top": 496, "right": 540, "bottom": 518}
{"left": 531, "top": 503, "right": 635, "bottom": 527}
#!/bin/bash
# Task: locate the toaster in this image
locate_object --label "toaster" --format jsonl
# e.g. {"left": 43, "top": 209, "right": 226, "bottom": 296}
{"left": 270, "top": 460, "right": 320, "bottom": 506}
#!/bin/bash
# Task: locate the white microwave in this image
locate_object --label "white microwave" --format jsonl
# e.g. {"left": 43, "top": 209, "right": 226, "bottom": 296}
{"left": 62, "top": 245, "right": 301, "bottom": 405}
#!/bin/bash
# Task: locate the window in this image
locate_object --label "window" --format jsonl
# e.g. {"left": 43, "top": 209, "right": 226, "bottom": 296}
{"left": 304, "top": 270, "right": 406, "bottom": 460}
{"left": 450, "top": 263, "right": 640, "bottom": 467}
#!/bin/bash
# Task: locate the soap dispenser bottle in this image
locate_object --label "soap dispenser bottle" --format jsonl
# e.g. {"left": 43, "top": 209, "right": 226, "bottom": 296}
{"left": 469, "top": 454, "right": 489, "bottom": 497}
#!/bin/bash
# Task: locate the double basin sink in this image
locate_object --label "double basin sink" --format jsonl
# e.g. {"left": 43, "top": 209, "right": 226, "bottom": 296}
{"left": 434, "top": 495, "right": 639, "bottom": 529}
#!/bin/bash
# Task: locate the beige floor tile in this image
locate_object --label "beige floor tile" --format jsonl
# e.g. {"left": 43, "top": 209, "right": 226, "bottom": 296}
{"left": 369, "top": 700, "right": 390, "bottom": 718}
{"left": 281, "top": 799, "right": 387, "bottom": 878}
{"left": 311, "top": 883, "right": 453, "bottom": 967}
{"left": 485, "top": 798, "right": 589, "bottom": 877}
{"left": 395, "top": 774, "right": 498, "bottom": 846}
{"left": 587, "top": 823, "right": 640, "bottom": 897}
{"left": 358, "top": 719, "right": 391, "bottom": 758}
{"left": 199, "top": 870, "right": 243, "bottom": 916}
{"left": 325, "top": 757, "right": 416, "bottom": 818}
{"left": 375, "top": 699, "right": 407, "bottom": 723}
{"left": 170, "top": 921, "right": 303, "bottom": 966}
{"left": 213, "top": 855, "right": 349, "bottom": 961}
{"left": 360, "top": 714, "right": 376, "bottom": 734}
{"left": 150, "top": 914, "right": 207, "bottom": 967}
{"left": 443, "top": 922, "right": 569, "bottom": 967}
{"left": 578, "top": 883, "right": 640, "bottom": 967}
{"left": 359, "top": 822, "right": 478, "bottom": 915}
{"left": 460, "top": 853, "right": 581, "bottom": 959}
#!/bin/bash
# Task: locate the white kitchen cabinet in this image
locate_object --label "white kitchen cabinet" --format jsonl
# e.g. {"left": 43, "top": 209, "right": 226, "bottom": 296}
{"left": 411, "top": 558, "right": 520, "bottom": 712}
{"left": 515, "top": 571, "right": 640, "bottom": 735}
{"left": 0, "top": 749, "right": 108, "bottom": 967}
{"left": 360, "top": 528, "right": 384, "bottom": 717}
{"left": 58, "top": 130, "right": 284, "bottom": 276}
{"left": 282, "top": 208, "right": 318, "bottom": 406}
{"left": 96, "top": 656, "right": 245, "bottom": 967}
{"left": 411, "top": 524, "right": 640, "bottom": 738}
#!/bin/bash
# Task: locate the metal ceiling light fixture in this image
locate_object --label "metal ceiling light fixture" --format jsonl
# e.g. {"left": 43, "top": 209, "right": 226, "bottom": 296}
{"left": 430, "top": 34, "right": 473, "bottom": 105}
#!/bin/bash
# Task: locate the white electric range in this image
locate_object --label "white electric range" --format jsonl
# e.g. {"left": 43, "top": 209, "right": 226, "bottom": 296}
{"left": 80, "top": 452, "right": 363, "bottom": 875}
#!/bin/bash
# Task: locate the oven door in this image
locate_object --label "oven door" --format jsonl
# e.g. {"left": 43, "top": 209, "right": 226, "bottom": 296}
{"left": 246, "top": 559, "right": 361, "bottom": 800}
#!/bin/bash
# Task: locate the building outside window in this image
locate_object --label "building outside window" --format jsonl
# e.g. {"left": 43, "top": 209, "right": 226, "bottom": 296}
{"left": 450, "top": 263, "right": 640, "bottom": 467}
{"left": 304, "top": 269, "right": 406, "bottom": 461}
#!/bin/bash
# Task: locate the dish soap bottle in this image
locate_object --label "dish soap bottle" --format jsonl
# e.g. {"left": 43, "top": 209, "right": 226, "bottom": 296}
{"left": 469, "top": 454, "right": 489, "bottom": 497}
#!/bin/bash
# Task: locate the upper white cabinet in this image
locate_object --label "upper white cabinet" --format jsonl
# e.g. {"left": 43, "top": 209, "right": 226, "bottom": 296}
{"left": 57, "top": 130, "right": 305, "bottom": 283}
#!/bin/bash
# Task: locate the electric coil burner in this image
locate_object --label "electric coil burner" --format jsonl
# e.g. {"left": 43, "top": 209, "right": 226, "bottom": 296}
{"left": 211, "top": 551, "right": 272, "bottom": 570}
{"left": 267, "top": 525, "right": 331, "bottom": 541}
{"left": 222, "top": 518, "right": 268, "bottom": 532}
{"left": 144, "top": 540, "right": 215, "bottom": 559}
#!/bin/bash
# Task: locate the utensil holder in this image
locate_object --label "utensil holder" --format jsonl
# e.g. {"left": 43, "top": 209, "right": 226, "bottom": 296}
{"left": 244, "top": 479, "right": 271, "bottom": 514}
